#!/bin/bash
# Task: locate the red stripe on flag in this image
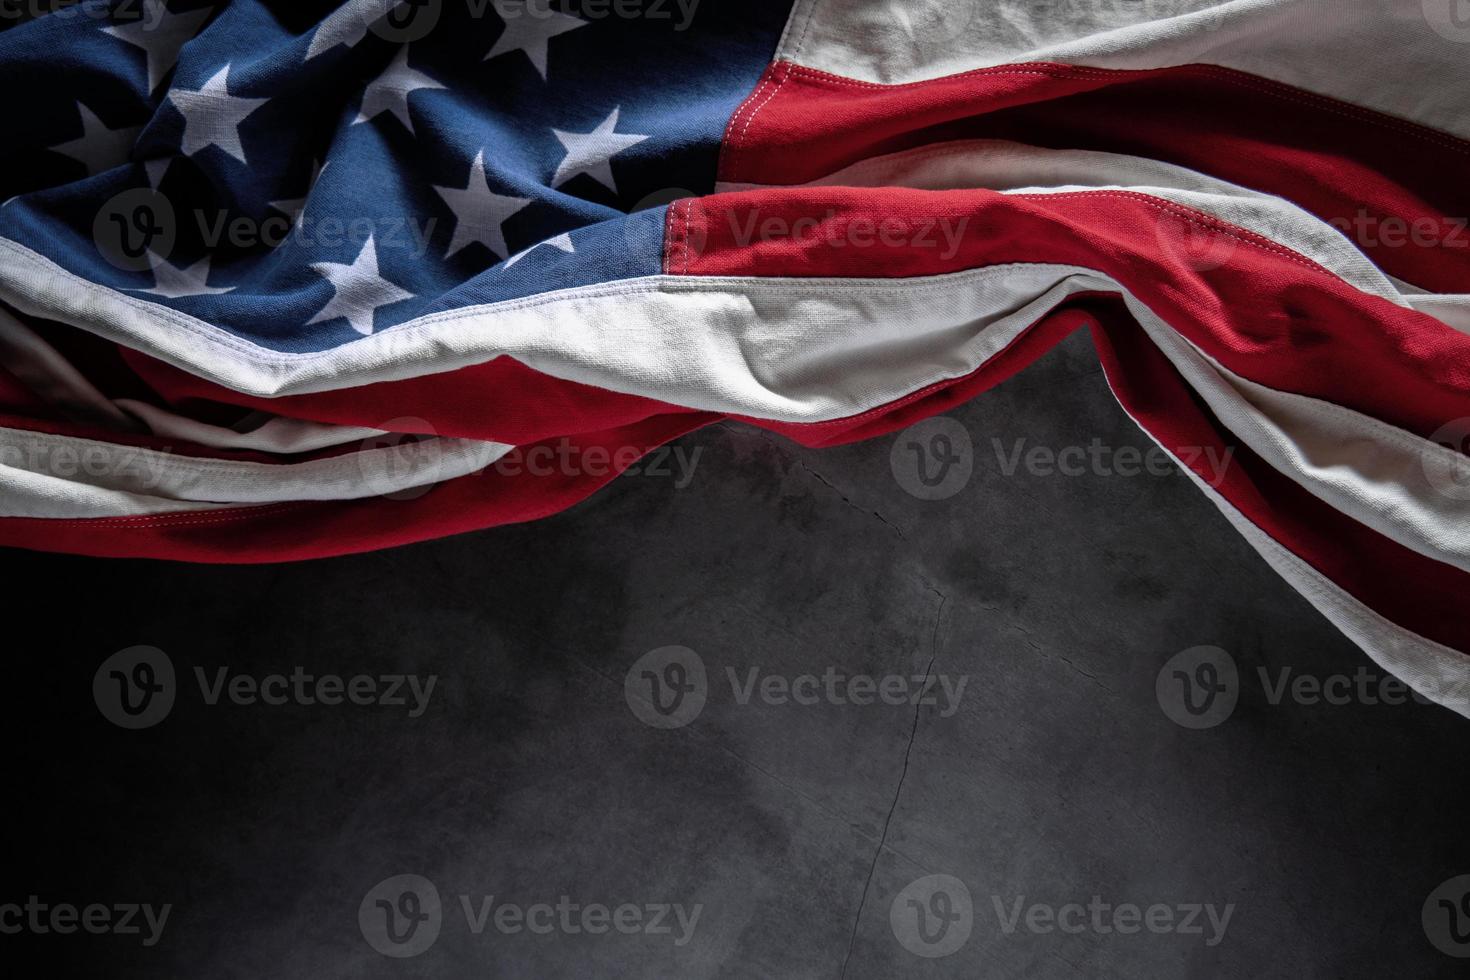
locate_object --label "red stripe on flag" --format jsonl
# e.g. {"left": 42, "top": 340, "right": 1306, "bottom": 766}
{"left": 721, "top": 61, "right": 1470, "bottom": 293}
{"left": 676, "top": 185, "right": 1470, "bottom": 444}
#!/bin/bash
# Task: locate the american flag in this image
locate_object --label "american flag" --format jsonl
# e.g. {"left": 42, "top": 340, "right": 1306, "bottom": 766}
{"left": 0, "top": 0, "right": 1467, "bottom": 715}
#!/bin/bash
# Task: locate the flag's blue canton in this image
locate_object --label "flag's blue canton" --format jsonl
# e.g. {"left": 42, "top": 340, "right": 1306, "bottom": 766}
{"left": 0, "top": 0, "right": 788, "bottom": 353}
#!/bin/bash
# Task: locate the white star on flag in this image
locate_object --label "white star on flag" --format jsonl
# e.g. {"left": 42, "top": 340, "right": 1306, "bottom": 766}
{"left": 433, "top": 150, "right": 532, "bottom": 259}
{"left": 503, "top": 232, "right": 574, "bottom": 268}
{"left": 551, "top": 107, "right": 650, "bottom": 193}
{"left": 49, "top": 103, "right": 140, "bottom": 176}
{"left": 308, "top": 236, "right": 414, "bottom": 336}
{"left": 305, "top": 0, "right": 402, "bottom": 60}
{"left": 167, "top": 65, "right": 268, "bottom": 164}
{"left": 141, "top": 254, "right": 234, "bottom": 299}
{"left": 484, "top": 8, "right": 587, "bottom": 80}
{"left": 102, "top": 0, "right": 214, "bottom": 92}
{"left": 354, "top": 47, "right": 445, "bottom": 137}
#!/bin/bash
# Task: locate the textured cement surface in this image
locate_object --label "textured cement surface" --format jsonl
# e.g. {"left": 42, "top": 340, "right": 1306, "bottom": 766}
{"left": 3, "top": 332, "right": 1469, "bottom": 978}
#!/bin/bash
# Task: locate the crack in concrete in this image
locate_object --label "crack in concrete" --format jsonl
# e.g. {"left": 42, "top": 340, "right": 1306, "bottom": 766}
{"left": 1005, "top": 623, "right": 1118, "bottom": 696}
{"left": 756, "top": 431, "right": 910, "bottom": 541}
{"left": 562, "top": 652, "right": 934, "bottom": 874}
{"left": 838, "top": 590, "right": 948, "bottom": 979}
{"left": 1057, "top": 653, "right": 1117, "bottom": 696}
{"left": 1058, "top": 655, "right": 1100, "bottom": 681}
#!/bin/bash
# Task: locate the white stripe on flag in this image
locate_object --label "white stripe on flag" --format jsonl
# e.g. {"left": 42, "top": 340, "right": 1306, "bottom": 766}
{"left": 778, "top": 0, "right": 1470, "bottom": 139}
{"left": 1109, "top": 381, "right": 1470, "bottom": 720}
{"left": 0, "top": 424, "right": 511, "bottom": 517}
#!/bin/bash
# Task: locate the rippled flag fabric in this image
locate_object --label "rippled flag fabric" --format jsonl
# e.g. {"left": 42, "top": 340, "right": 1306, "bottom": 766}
{"left": 1, "top": 0, "right": 1469, "bottom": 716}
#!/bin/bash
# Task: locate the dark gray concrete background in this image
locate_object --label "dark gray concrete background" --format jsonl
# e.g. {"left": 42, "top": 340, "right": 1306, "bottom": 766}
{"left": 4, "top": 332, "right": 1468, "bottom": 978}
